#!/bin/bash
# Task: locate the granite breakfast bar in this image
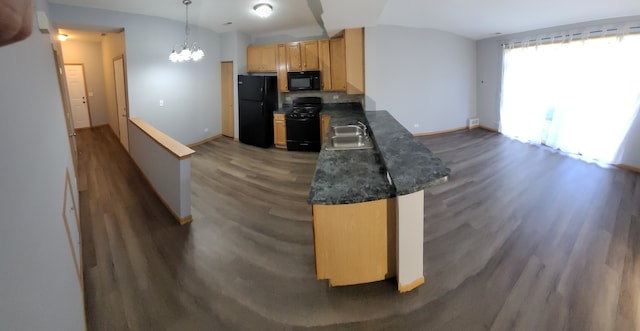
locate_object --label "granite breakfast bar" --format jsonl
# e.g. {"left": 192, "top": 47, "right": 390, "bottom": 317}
{"left": 309, "top": 106, "right": 450, "bottom": 292}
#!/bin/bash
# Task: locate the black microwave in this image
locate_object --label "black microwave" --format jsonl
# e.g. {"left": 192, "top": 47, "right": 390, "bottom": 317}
{"left": 287, "top": 71, "right": 321, "bottom": 91}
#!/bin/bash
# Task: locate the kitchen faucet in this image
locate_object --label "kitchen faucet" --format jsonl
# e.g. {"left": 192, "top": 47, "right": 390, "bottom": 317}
{"left": 356, "top": 121, "right": 368, "bottom": 136}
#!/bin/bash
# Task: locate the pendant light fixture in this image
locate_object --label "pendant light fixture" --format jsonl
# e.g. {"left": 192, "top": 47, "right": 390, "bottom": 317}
{"left": 169, "top": 0, "right": 205, "bottom": 62}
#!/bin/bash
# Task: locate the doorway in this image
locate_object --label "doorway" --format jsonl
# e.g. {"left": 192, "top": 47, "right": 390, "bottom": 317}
{"left": 64, "top": 64, "right": 91, "bottom": 129}
{"left": 221, "top": 61, "right": 235, "bottom": 138}
{"left": 53, "top": 48, "right": 78, "bottom": 171}
{"left": 113, "top": 56, "right": 129, "bottom": 151}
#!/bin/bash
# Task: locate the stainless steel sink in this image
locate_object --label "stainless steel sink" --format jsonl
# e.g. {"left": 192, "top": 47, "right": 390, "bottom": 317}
{"left": 331, "top": 125, "right": 366, "bottom": 137}
{"left": 325, "top": 124, "right": 374, "bottom": 150}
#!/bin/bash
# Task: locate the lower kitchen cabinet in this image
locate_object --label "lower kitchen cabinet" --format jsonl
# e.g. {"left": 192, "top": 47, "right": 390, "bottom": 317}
{"left": 274, "top": 113, "right": 286, "bottom": 148}
{"left": 320, "top": 114, "right": 331, "bottom": 142}
{"left": 312, "top": 198, "right": 396, "bottom": 286}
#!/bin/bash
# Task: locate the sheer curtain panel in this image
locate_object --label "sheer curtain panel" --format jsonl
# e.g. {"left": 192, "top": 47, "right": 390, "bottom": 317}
{"left": 500, "top": 31, "right": 640, "bottom": 164}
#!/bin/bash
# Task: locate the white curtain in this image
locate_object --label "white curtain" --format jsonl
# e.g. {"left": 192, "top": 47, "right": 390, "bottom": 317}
{"left": 500, "top": 32, "right": 640, "bottom": 163}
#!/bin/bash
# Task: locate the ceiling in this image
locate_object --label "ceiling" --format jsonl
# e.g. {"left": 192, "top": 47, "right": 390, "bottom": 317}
{"left": 48, "top": 0, "right": 640, "bottom": 40}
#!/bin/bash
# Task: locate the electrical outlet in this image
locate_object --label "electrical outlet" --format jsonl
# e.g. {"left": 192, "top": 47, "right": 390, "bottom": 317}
{"left": 468, "top": 118, "right": 479, "bottom": 129}
{"left": 159, "top": 100, "right": 164, "bottom": 107}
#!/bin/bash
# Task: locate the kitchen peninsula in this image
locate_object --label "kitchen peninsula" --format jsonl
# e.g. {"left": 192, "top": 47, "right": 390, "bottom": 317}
{"left": 309, "top": 105, "right": 450, "bottom": 292}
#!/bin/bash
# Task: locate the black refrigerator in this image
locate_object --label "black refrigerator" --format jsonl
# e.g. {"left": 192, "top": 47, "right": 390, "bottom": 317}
{"left": 238, "top": 75, "right": 277, "bottom": 148}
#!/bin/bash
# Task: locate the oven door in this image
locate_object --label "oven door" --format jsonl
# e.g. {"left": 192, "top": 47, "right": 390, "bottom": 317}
{"left": 286, "top": 117, "right": 321, "bottom": 151}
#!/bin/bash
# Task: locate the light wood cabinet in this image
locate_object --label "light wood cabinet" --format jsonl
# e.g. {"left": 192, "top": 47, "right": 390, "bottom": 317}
{"left": 320, "top": 114, "right": 331, "bottom": 142}
{"left": 286, "top": 40, "right": 319, "bottom": 72}
{"left": 344, "top": 28, "right": 365, "bottom": 94}
{"left": 319, "top": 38, "right": 346, "bottom": 92}
{"left": 329, "top": 37, "right": 346, "bottom": 91}
{"left": 247, "top": 44, "right": 277, "bottom": 72}
{"left": 276, "top": 44, "right": 288, "bottom": 92}
{"left": 273, "top": 113, "right": 286, "bottom": 148}
{"left": 318, "top": 40, "right": 332, "bottom": 90}
{"left": 313, "top": 198, "right": 396, "bottom": 286}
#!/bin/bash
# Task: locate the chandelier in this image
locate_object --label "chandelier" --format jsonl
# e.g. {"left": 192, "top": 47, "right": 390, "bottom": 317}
{"left": 169, "top": 0, "right": 204, "bottom": 62}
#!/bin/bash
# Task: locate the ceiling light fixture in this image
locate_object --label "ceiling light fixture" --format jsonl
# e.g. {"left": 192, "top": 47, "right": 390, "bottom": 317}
{"left": 253, "top": 3, "right": 273, "bottom": 18}
{"left": 169, "top": 0, "right": 204, "bottom": 63}
{"left": 58, "top": 34, "right": 68, "bottom": 41}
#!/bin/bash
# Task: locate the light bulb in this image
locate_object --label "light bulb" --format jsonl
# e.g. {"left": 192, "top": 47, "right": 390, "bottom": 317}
{"left": 179, "top": 48, "right": 191, "bottom": 61}
{"left": 191, "top": 48, "right": 204, "bottom": 61}
{"left": 169, "top": 50, "right": 180, "bottom": 62}
{"left": 254, "top": 4, "right": 273, "bottom": 18}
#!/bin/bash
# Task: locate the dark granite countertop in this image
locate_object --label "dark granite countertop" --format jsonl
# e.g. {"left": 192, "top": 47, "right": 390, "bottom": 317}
{"left": 308, "top": 104, "right": 450, "bottom": 205}
{"left": 366, "top": 111, "right": 450, "bottom": 195}
{"left": 308, "top": 104, "right": 394, "bottom": 205}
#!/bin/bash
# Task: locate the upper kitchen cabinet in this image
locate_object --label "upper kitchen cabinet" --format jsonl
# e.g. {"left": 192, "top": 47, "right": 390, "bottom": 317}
{"left": 286, "top": 40, "right": 319, "bottom": 72}
{"left": 318, "top": 40, "right": 332, "bottom": 90}
{"left": 344, "top": 28, "right": 365, "bottom": 94}
{"left": 319, "top": 38, "right": 346, "bottom": 92}
{"left": 329, "top": 37, "right": 347, "bottom": 91}
{"left": 247, "top": 44, "right": 277, "bottom": 72}
{"left": 276, "top": 44, "right": 288, "bottom": 92}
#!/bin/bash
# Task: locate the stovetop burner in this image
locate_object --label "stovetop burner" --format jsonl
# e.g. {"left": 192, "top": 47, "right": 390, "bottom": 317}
{"left": 288, "top": 97, "right": 322, "bottom": 119}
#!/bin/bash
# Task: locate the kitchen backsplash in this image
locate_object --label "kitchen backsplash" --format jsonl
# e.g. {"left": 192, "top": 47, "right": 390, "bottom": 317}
{"left": 280, "top": 91, "right": 364, "bottom": 107}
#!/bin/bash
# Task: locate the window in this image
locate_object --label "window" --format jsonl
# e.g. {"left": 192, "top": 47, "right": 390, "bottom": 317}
{"left": 500, "top": 33, "right": 640, "bottom": 164}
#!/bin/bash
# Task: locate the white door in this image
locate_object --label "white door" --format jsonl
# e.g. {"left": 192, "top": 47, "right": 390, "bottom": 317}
{"left": 113, "top": 57, "right": 129, "bottom": 151}
{"left": 52, "top": 49, "right": 78, "bottom": 170}
{"left": 64, "top": 64, "right": 91, "bottom": 129}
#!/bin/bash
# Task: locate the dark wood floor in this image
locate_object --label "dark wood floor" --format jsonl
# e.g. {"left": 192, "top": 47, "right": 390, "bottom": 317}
{"left": 78, "top": 126, "right": 640, "bottom": 330}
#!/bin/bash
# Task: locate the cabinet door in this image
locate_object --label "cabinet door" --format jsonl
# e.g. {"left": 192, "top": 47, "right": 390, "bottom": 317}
{"left": 261, "top": 44, "right": 277, "bottom": 72}
{"left": 247, "top": 46, "right": 261, "bottom": 72}
{"left": 318, "top": 40, "right": 332, "bottom": 91}
{"left": 286, "top": 43, "right": 302, "bottom": 72}
{"left": 345, "top": 28, "right": 365, "bottom": 94}
{"left": 276, "top": 44, "right": 288, "bottom": 92}
{"left": 273, "top": 114, "right": 286, "bottom": 148}
{"left": 330, "top": 38, "right": 346, "bottom": 91}
{"left": 320, "top": 115, "right": 331, "bottom": 142}
{"left": 301, "top": 40, "right": 319, "bottom": 70}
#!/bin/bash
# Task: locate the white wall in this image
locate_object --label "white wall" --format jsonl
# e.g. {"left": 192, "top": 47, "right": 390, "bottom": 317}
{"left": 50, "top": 4, "right": 222, "bottom": 145}
{"left": 0, "top": 1, "right": 85, "bottom": 330}
{"left": 476, "top": 16, "right": 640, "bottom": 168}
{"left": 61, "top": 39, "right": 109, "bottom": 126}
{"left": 128, "top": 121, "right": 192, "bottom": 221}
{"left": 365, "top": 25, "right": 477, "bottom": 134}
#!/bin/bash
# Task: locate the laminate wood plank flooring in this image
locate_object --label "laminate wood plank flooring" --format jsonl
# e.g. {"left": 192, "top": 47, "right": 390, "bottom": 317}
{"left": 77, "top": 126, "right": 640, "bottom": 330}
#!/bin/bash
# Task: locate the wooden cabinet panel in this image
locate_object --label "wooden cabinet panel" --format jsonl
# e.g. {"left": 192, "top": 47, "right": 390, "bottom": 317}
{"left": 247, "top": 44, "right": 277, "bottom": 72}
{"left": 247, "top": 46, "right": 261, "bottom": 72}
{"left": 286, "top": 40, "right": 319, "bottom": 72}
{"left": 261, "top": 45, "right": 277, "bottom": 72}
{"left": 329, "top": 37, "right": 346, "bottom": 91}
{"left": 320, "top": 115, "right": 330, "bottom": 142}
{"left": 313, "top": 199, "right": 394, "bottom": 286}
{"left": 273, "top": 113, "right": 286, "bottom": 148}
{"left": 319, "top": 40, "right": 332, "bottom": 91}
{"left": 276, "top": 44, "right": 288, "bottom": 92}
{"left": 302, "top": 41, "right": 319, "bottom": 70}
{"left": 344, "top": 28, "right": 365, "bottom": 94}
{"left": 286, "top": 43, "right": 302, "bottom": 72}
